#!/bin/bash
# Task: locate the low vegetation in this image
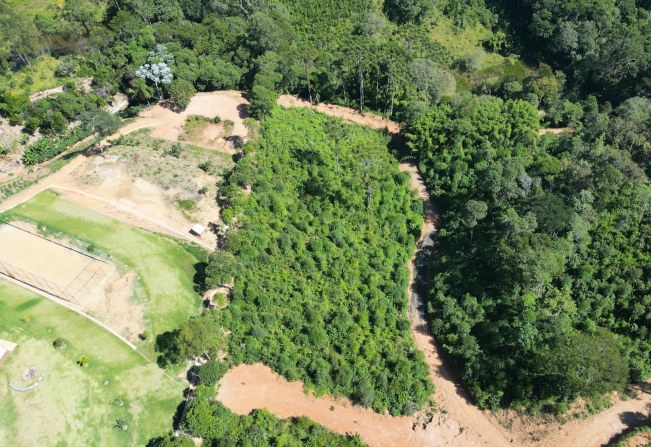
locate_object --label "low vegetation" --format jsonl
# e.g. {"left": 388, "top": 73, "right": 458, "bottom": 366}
{"left": 0, "top": 282, "right": 184, "bottom": 446}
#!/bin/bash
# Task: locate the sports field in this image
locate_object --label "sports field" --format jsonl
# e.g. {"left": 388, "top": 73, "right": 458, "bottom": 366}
{"left": 3, "top": 190, "right": 207, "bottom": 359}
{"left": 0, "top": 281, "right": 184, "bottom": 446}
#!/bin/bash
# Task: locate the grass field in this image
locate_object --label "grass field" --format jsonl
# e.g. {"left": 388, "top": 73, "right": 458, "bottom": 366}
{"left": 5, "top": 0, "right": 63, "bottom": 15}
{"left": 0, "top": 55, "right": 61, "bottom": 95}
{"left": 7, "top": 190, "right": 207, "bottom": 360}
{"left": 0, "top": 281, "right": 184, "bottom": 446}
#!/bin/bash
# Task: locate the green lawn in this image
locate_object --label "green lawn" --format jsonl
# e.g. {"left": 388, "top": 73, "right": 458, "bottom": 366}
{"left": 0, "top": 281, "right": 184, "bottom": 446}
{"left": 6, "top": 190, "right": 207, "bottom": 360}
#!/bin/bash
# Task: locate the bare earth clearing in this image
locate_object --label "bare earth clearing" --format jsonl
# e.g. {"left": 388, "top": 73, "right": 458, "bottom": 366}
{"left": 214, "top": 96, "right": 651, "bottom": 447}
{"left": 117, "top": 90, "right": 250, "bottom": 154}
{"left": 2, "top": 91, "right": 243, "bottom": 250}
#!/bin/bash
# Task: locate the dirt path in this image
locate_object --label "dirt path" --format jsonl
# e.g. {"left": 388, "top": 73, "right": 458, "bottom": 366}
{"left": 218, "top": 363, "right": 470, "bottom": 447}
{"left": 28, "top": 78, "right": 93, "bottom": 102}
{"left": 215, "top": 95, "right": 651, "bottom": 447}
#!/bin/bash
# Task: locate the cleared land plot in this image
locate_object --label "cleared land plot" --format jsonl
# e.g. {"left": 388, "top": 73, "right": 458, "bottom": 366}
{"left": 9, "top": 190, "right": 207, "bottom": 360}
{"left": 0, "top": 224, "right": 107, "bottom": 301}
{"left": 117, "top": 90, "right": 250, "bottom": 154}
{"left": 0, "top": 281, "right": 183, "bottom": 446}
{"left": 58, "top": 127, "right": 234, "bottom": 249}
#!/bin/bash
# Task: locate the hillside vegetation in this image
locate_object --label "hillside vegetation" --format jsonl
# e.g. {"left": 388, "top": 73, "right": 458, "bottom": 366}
{"left": 161, "top": 107, "right": 433, "bottom": 417}
{"left": 5, "top": 0, "right": 651, "bottom": 440}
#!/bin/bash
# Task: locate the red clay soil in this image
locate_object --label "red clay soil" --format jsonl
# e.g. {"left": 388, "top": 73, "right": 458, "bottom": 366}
{"left": 214, "top": 97, "right": 651, "bottom": 447}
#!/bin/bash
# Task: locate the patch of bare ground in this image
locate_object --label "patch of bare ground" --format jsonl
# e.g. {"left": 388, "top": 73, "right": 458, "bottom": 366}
{"left": 77, "top": 268, "right": 145, "bottom": 343}
{"left": 617, "top": 430, "right": 651, "bottom": 447}
{"left": 277, "top": 95, "right": 400, "bottom": 133}
{"left": 217, "top": 363, "right": 469, "bottom": 447}
{"left": 55, "top": 128, "right": 234, "bottom": 249}
{"left": 116, "top": 90, "right": 250, "bottom": 155}
{"left": 538, "top": 127, "right": 575, "bottom": 135}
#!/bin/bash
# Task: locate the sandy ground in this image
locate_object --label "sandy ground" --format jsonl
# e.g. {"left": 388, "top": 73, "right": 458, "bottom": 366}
{"left": 617, "top": 429, "right": 651, "bottom": 447}
{"left": 54, "top": 157, "right": 218, "bottom": 250}
{"left": 0, "top": 224, "right": 91, "bottom": 286}
{"left": 79, "top": 268, "right": 145, "bottom": 342}
{"left": 539, "top": 127, "right": 574, "bottom": 135}
{"left": 117, "top": 91, "right": 250, "bottom": 154}
{"left": 218, "top": 363, "right": 469, "bottom": 447}
{"left": 0, "top": 222, "right": 142, "bottom": 341}
{"left": 213, "top": 96, "right": 651, "bottom": 447}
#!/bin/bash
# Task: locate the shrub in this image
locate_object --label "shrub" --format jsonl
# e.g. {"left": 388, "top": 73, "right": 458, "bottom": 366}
{"left": 213, "top": 115, "right": 221, "bottom": 124}
{"left": 176, "top": 200, "right": 196, "bottom": 211}
{"left": 78, "top": 356, "right": 89, "bottom": 366}
{"left": 21, "top": 315, "right": 30, "bottom": 322}
{"left": 165, "top": 143, "right": 183, "bottom": 158}
{"left": 197, "top": 360, "right": 230, "bottom": 386}
{"left": 198, "top": 160, "right": 213, "bottom": 173}
{"left": 53, "top": 337, "right": 64, "bottom": 348}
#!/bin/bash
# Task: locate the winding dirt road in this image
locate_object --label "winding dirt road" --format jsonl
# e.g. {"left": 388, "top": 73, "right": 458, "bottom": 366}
{"left": 215, "top": 95, "right": 651, "bottom": 447}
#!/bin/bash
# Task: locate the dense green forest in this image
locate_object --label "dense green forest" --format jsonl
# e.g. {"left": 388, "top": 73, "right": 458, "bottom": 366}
{"left": 158, "top": 107, "right": 432, "bottom": 416}
{"left": 4, "top": 0, "right": 651, "bottom": 438}
{"left": 406, "top": 94, "right": 651, "bottom": 410}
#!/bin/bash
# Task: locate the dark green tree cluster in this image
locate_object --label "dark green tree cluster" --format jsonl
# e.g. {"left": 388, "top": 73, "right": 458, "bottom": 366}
{"left": 174, "top": 384, "right": 366, "bottom": 446}
{"left": 0, "top": 83, "right": 108, "bottom": 135}
{"left": 0, "top": 0, "right": 457, "bottom": 123}
{"left": 211, "top": 107, "right": 432, "bottom": 415}
{"left": 487, "top": 0, "right": 651, "bottom": 103}
{"left": 405, "top": 92, "right": 651, "bottom": 410}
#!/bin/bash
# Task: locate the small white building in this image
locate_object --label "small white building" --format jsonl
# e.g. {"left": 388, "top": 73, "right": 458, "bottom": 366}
{"left": 190, "top": 224, "right": 205, "bottom": 238}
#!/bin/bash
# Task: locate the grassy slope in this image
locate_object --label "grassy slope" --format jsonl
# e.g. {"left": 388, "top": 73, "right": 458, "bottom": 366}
{"left": 0, "top": 281, "right": 183, "bottom": 446}
{"left": 8, "top": 190, "right": 206, "bottom": 359}
{"left": 5, "top": 0, "right": 63, "bottom": 15}
{"left": 0, "top": 56, "right": 61, "bottom": 95}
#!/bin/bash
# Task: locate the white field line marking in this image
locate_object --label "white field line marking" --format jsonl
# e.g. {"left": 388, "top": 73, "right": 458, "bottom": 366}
{"left": 50, "top": 185, "right": 214, "bottom": 251}
{"left": 0, "top": 274, "right": 136, "bottom": 349}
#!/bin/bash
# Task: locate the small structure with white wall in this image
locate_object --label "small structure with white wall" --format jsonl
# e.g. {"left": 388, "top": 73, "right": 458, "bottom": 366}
{"left": 190, "top": 224, "right": 205, "bottom": 238}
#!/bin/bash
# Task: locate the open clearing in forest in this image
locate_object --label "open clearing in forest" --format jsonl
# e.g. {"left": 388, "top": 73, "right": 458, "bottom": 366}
{"left": 5, "top": 191, "right": 206, "bottom": 359}
{"left": 214, "top": 96, "right": 651, "bottom": 447}
{"left": 117, "top": 90, "right": 250, "bottom": 155}
{"left": 58, "top": 127, "right": 234, "bottom": 249}
{"left": 0, "top": 281, "right": 183, "bottom": 446}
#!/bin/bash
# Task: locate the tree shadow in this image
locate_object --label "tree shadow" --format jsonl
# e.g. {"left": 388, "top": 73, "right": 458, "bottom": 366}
{"left": 601, "top": 409, "right": 651, "bottom": 446}
{"left": 155, "top": 329, "right": 181, "bottom": 369}
{"left": 193, "top": 261, "right": 207, "bottom": 294}
{"left": 236, "top": 103, "right": 250, "bottom": 120}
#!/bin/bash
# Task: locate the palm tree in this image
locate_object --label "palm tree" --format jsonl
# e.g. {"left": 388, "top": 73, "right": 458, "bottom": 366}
{"left": 133, "top": 79, "right": 155, "bottom": 118}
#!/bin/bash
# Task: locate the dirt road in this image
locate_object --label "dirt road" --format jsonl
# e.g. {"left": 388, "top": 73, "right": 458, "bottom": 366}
{"left": 217, "top": 95, "right": 651, "bottom": 447}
